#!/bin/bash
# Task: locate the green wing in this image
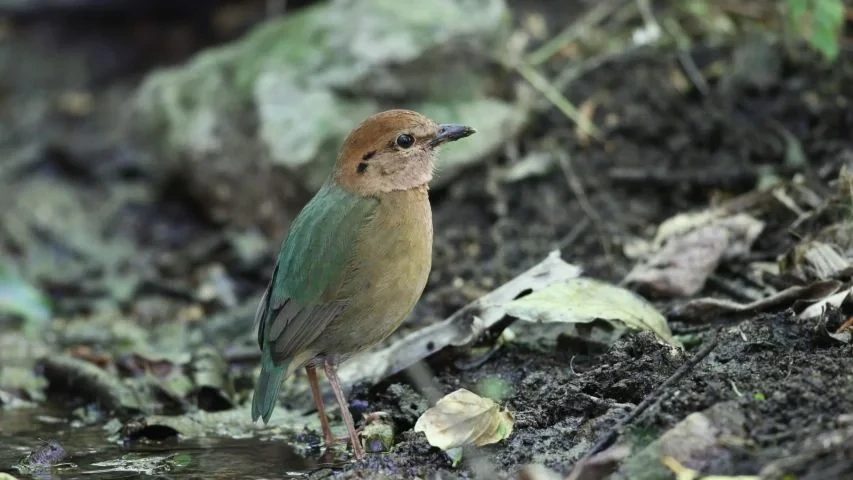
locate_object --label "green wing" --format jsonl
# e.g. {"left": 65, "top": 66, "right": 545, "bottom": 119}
{"left": 255, "top": 181, "right": 378, "bottom": 364}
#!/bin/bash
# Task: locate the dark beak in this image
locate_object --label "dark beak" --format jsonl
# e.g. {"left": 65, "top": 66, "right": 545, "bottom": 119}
{"left": 429, "top": 124, "right": 476, "bottom": 147}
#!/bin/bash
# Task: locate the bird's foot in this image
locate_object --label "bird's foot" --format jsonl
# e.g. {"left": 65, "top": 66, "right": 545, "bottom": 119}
{"left": 326, "top": 434, "right": 355, "bottom": 446}
{"left": 323, "top": 431, "right": 365, "bottom": 461}
{"left": 329, "top": 411, "right": 390, "bottom": 441}
{"left": 324, "top": 410, "right": 389, "bottom": 445}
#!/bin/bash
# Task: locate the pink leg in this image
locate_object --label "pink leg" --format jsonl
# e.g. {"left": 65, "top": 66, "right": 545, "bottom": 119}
{"left": 305, "top": 366, "right": 335, "bottom": 445}
{"left": 323, "top": 360, "right": 366, "bottom": 460}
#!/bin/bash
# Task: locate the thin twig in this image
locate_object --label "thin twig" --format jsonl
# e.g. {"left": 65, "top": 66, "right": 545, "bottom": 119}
{"left": 553, "top": 48, "right": 635, "bottom": 93}
{"left": 580, "top": 332, "right": 720, "bottom": 460}
{"left": 514, "top": 62, "right": 603, "bottom": 141}
{"left": 663, "top": 17, "right": 710, "bottom": 95}
{"left": 527, "top": 0, "right": 628, "bottom": 66}
{"left": 556, "top": 150, "right": 613, "bottom": 259}
{"left": 550, "top": 1, "right": 641, "bottom": 93}
{"left": 635, "top": 0, "right": 658, "bottom": 31}
{"left": 557, "top": 216, "right": 591, "bottom": 251}
{"left": 637, "top": 0, "right": 709, "bottom": 95}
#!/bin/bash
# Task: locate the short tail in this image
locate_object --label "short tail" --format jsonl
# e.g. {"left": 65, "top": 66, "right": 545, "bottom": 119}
{"left": 251, "top": 349, "right": 288, "bottom": 424}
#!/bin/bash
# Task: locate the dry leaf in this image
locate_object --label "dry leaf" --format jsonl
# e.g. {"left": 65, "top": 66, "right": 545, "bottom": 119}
{"left": 414, "top": 388, "right": 514, "bottom": 452}
{"left": 799, "top": 286, "right": 853, "bottom": 320}
{"left": 566, "top": 445, "right": 631, "bottom": 480}
{"left": 625, "top": 212, "right": 764, "bottom": 297}
{"left": 617, "top": 402, "right": 748, "bottom": 480}
{"left": 832, "top": 317, "right": 853, "bottom": 343}
{"left": 502, "top": 277, "right": 681, "bottom": 348}
{"left": 781, "top": 240, "right": 851, "bottom": 281}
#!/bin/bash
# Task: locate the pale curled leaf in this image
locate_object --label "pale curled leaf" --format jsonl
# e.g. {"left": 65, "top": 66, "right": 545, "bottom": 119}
{"left": 503, "top": 277, "right": 681, "bottom": 348}
{"left": 414, "top": 388, "right": 514, "bottom": 451}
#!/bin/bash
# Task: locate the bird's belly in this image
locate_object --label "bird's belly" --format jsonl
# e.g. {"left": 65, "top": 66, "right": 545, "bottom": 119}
{"left": 309, "top": 191, "right": 432, "bottom": 358}
{"left": 325, "top": 260, "right": 429, "bottom": 353}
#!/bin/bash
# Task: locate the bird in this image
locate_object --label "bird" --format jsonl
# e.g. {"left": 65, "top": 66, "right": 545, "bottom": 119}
{"left": 251, "top": 109, "right": 476, "bottom": 460}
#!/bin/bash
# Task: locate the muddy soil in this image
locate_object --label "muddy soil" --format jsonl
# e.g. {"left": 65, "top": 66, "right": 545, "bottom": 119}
{"left": 2, "top": 0, "right": 853, "bottom": 479}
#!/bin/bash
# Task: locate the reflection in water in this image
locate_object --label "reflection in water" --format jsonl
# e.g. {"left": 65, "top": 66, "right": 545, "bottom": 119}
{"left": 0, "top": 408, "right": 348, "bottom": 479}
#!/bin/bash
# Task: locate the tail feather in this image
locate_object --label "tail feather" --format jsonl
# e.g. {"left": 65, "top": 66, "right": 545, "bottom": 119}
{"left": 251, "top": 348, "right": 288, "bottom": 424}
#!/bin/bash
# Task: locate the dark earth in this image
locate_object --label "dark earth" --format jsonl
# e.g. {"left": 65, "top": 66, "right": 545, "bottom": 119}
{"left": 2, "top": 0, "right": 853, "bottom": 479}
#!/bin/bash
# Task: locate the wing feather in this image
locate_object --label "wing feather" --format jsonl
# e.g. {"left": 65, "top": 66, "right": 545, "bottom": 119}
{"left": 255, "top": 181, "right": 377, "bottom": 365}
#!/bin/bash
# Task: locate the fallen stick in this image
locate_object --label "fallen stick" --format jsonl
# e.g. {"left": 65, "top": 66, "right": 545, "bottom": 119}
{"left": 578, "top": 331, "right": 720, "bottom": 463}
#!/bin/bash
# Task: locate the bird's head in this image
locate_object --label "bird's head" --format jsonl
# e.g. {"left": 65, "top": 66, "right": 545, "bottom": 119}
{"left": 334, "top": 109, "right": 475, "bottom": 196}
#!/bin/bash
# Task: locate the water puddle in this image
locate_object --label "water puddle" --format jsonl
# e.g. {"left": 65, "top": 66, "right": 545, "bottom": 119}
{"left": 0, "top": 408, "right": 342, "bottom": 479}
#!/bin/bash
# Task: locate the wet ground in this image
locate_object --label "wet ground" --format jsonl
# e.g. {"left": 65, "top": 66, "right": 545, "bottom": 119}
{"left": 1, "top": 407, "right": 326, "bottom": 479}
{"left": 2, "top": 0, "right": 853, "bottom": 479}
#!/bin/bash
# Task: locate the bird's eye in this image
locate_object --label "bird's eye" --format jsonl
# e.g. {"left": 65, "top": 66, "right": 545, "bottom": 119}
{"left": 396, "top": 134, "right": 415, "bottom": 149}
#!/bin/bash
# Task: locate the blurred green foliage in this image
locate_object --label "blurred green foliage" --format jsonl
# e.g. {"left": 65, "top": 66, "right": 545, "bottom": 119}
{"left": 787, "top": 0, "right": 846, "bottom": 61}
{"left": 475, "top": 376, "right": 512, "bottom": 403}
{"left": 0, "top": 261, "right": 51, "bottom": 336}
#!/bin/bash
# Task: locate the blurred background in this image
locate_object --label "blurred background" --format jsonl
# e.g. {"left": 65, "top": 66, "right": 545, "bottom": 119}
{"left": 1, "top": 0, "right": 852, "bottom": 478}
